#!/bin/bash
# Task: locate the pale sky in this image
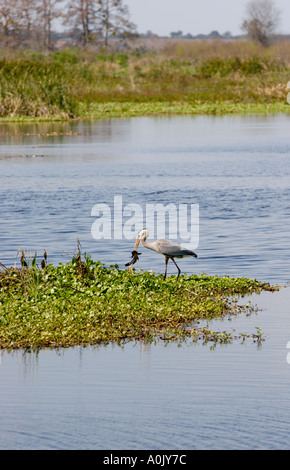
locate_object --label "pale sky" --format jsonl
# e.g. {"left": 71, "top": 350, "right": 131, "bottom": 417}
{"left": 125, "top": 0, "right": 290, "bottom": 36}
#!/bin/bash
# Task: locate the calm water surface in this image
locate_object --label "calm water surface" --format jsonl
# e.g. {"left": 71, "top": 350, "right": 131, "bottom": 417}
{"left": 0, "top": 115, "right": 290, "bottom": 449}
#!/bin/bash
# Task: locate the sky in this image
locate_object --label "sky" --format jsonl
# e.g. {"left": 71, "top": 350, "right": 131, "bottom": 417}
{"left": 125, "top": 0, "right": 290, "bottom": 36}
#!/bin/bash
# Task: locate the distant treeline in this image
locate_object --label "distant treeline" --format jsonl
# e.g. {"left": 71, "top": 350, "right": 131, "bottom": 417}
{"left": 1, "top": 0, "right": 290, "bottom": 51}
{"left": 141, "top": 30, "right": 290, "bottom": 42}
{"left": 143, "top": 30, "right": 236, "bottom": 40}
{"left": 0, "top": 0, "right": 137, "bottom": 50}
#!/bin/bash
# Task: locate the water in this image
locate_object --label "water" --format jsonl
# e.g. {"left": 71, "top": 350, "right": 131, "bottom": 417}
{"left": 0, "top": 114, "right": 290, "bottom": 449}
{"left": 1, "top": 115, "right": 290, "bottom": 281}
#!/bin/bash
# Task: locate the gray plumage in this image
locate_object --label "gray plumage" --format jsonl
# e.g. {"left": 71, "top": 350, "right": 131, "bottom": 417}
{"left": 135, "top": 229, "right": 197, "bottom": 280}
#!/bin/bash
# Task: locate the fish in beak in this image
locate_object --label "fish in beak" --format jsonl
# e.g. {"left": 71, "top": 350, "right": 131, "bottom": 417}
{"left": 125, "top": 250, "right": 142, "bottom": 266}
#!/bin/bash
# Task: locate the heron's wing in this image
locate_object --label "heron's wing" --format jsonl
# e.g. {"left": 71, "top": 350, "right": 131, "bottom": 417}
{"left": 156, "top": 239, "right": 197, "bottom": 258}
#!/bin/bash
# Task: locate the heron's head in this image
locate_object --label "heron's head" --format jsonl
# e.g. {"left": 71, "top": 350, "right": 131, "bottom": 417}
{"left": 135, "top": 229, "right": 149, "bottom": 248}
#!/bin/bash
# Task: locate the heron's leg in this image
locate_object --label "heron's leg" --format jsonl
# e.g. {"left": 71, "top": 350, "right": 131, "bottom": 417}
{"left": 171, "top": 258, "right": 181, "bottom": 280}
{"left": 164, "top": 257, "right": 169, "bottom": 279}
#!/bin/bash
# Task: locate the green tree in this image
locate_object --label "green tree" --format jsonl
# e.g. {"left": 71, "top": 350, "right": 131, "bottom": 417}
{"left": 170, "top": 30, "right": 183, "bottom": 38}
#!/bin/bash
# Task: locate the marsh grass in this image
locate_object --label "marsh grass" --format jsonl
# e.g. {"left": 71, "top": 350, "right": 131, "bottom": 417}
{"left": 0, "top": 40, "right": 290, "bottom": 119}
{"left": 0, "top": 57, "right": 79, "bottom": 118}
{"left": 0, "top": 247, "right": 276, "bottom": 350}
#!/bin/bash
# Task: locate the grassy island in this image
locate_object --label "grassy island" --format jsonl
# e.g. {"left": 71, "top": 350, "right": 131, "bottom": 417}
{"left": 0, "top": 249, "right": 277, "bottom": 350}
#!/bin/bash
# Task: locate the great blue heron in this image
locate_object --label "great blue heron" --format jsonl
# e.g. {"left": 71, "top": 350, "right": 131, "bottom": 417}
{"left": 134, "top": 229, "right": 197, "bottom": 280}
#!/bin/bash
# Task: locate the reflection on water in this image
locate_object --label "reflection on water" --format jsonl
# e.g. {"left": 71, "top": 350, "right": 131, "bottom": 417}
{"left": 1, "top": 288, "right": 290, "bottom": 450}
{"left": 1, "top": 115, "right": 290, "bottom": 450}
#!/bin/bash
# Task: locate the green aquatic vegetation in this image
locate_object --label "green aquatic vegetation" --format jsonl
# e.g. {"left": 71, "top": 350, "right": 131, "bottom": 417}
{"left": 0, "top": 249, "right": 275, "bottom": 350}
{"left": 0, "top": 49, "right": 289, "bottom": 119}
{"left": 0, "top": 58, "right": 78, "bottom": 118}
{"left": 78, "top": 101, "right": 290, "bottom": 118}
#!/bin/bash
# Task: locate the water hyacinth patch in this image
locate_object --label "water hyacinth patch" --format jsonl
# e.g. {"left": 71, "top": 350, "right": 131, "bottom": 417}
{"left": 0, "top": 248, "right": 278, "bottom": 350}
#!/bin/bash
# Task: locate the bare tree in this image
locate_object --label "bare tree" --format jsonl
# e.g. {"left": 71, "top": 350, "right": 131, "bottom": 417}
{"left": 0, "top": 0, "right": 20, "bottom": 39}
{"left": 64, "top": 0, "right": 101, "bottom": 45}
{"left": 98, "top": 0, "right": 137, "bottom": 46}
{"left": 0, "top": 0, "right": 137, "bottom": 49}
{"left": 37, "top": 0, "right": 63, "bottom": 49}
{"left": 18, "top": 0, "right": 39, "bottom": 44}
{"left": 241, "top": 0, "right": 281, "bottom": 46}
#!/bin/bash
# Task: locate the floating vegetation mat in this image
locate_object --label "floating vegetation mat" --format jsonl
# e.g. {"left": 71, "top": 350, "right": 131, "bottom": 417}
{"left": 0, "top": 250, "right": 279, "bottom": 350}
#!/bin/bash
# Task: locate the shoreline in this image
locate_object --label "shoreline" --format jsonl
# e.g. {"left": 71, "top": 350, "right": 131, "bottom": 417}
{"left": 0, "top": 102, "right": 289, "bottom": 122}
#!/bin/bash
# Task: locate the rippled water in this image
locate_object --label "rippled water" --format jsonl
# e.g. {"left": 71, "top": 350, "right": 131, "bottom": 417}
{"left": 1, "top": 287, "right": 290, "bottom": 450}
{"left": 1, "top": 115, "right": 290, "bottom": 450}
{"left": 1, "top": 114, "right": 290, "bottom": 281}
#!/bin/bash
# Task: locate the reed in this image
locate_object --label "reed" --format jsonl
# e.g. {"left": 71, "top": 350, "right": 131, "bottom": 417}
{"left": 0, "top": 57, "right": 78, "bottom": 118}
{"left": 0, "top": 40, "right": 289, "bottom": 119}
